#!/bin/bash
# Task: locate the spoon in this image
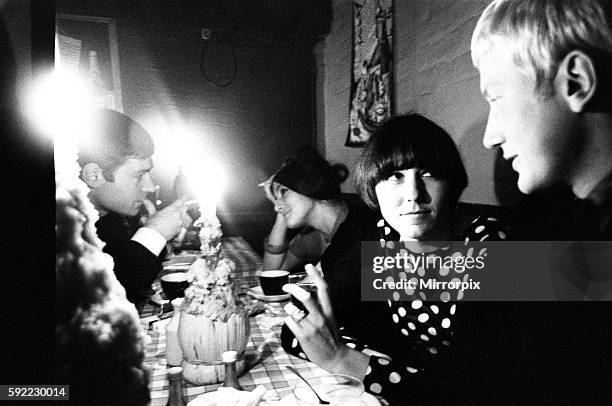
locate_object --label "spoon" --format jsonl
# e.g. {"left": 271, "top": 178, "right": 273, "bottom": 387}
{"left": 286, "top": 365, "right": 330, "bottom": 405}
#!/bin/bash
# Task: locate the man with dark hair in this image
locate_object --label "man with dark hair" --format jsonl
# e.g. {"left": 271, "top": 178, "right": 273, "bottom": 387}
{"left": 78, "top": 109, "right": 193, "bottom": 304}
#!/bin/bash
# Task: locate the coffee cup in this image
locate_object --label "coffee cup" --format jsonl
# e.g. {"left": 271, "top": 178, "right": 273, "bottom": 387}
{"left": 160, "top": 272, "right": 189, "bottom": 300}
{"left": 259, "top": 270, "right": 290, "bottom": 296}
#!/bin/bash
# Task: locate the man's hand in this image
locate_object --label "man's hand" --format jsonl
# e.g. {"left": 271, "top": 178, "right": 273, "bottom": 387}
{"left": 144, "top": 198, "right": 193, "bottom": 241}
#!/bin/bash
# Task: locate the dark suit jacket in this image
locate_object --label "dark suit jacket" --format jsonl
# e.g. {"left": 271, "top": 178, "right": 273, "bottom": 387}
{"left": 96, "top": 212, "right": 162, "bottom": 305}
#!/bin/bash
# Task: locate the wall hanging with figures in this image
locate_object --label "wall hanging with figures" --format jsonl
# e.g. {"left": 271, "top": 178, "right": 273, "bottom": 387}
{"left": 346, "top": 0, "right": 393, "bottom": 147}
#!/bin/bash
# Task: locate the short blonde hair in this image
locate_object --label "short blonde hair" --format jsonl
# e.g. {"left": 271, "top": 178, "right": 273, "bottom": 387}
{"left": 471, "top": 0, "right": 612, "bottom": 97}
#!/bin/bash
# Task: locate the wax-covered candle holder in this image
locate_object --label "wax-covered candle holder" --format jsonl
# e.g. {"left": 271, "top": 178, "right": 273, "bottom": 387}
{"left": 178, "top": 254, "right": 250, "bottom": 385}
{"left": 195, "top": 214, "right": 223, "bottom": 258}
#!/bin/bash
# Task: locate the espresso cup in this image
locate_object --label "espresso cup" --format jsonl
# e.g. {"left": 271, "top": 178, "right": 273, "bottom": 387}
{"left": 259, "top": 270, "right": 290, "bottom": 296}
{"left": 160, "top": 272, "right": 189, "bottom": 300}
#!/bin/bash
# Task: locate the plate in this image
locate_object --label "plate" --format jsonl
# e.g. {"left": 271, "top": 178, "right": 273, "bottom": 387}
{"left": 247, "top": 286, "right": 290, "bottom": 302}
{"left": 163, "top": 254, "right": 198, "bottom": 267}
{"left": 279, "top": 392, "right": 380, "bottom": 406}
{"left": 162, "top": 263, "right": 192, "bottom": 272}
{"left": 186, "top": 388, "right": 278, "bottom": 406}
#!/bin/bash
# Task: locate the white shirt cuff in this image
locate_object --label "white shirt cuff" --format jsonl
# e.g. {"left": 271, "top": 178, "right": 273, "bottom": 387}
{"left": 131, "top": 227, "right": 167, "bottom": 256}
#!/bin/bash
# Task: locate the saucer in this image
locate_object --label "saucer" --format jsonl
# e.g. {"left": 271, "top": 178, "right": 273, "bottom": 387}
{"left": 279, "top": 392, "right": 380, "bottom": 405}
{"left": 163, "top": 253, "right": 198, "bottom": 267}
{"left": 162, "top": 263, "right": 192, "bottom": 272}
{"left": 247, "top": 286, "right": 290, "bottom": 302}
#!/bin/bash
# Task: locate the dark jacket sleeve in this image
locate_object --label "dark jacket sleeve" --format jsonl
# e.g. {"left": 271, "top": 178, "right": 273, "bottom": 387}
{"left": 96, "top": 214, "right": 162, "bottom": 304}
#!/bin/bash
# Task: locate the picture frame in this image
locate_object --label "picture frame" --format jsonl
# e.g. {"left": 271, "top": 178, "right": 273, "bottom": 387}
{"left": 55, "top": 13, "right": 123, "bottom": 112}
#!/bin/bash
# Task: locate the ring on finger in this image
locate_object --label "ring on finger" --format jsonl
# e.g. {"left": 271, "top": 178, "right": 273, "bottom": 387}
{"left": 292, "top": 309, "right": 307, "bottom": 323}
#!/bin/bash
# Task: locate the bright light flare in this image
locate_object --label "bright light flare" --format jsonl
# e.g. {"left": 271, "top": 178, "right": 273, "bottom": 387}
{"left": 183, "top": 158, "right": 227, "bottom": 219}
{"left": 23, "top": 68, "right": 97, "bottom": 188}
{"left": 140, "top": 114, "right": 227, "bottom": 218}
{"left": 23, "top": 69, "right": 95, "bottom": 142}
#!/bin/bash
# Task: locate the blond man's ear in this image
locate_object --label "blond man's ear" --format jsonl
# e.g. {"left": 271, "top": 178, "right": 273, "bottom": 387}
{"left": 556, "top": 50, "right": 597, "bottom": 113}
{"left": 80, "top": 163, "right": 106, "bottom": 188}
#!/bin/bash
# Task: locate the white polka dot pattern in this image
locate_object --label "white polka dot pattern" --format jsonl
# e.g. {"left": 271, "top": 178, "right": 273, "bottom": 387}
{"left": 439, "top": 265, "right": 449, "bottom": 276}
{"left": 357, "top": 214, "right": 510, "bottom": 401}
{"left": 370, "top": 383, "right": 382, "bottom": 394}
{"left": 389, "top": 372, "right": 401, "bottom": 384}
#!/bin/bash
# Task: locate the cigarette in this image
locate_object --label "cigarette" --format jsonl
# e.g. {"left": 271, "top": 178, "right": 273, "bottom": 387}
{"left": 257, "top": 182, "right": 267, "bottom": 187}
{"left": 182, "top": 199, "right": 198, "bottom": 207}
{"left": 176, "top": 227, "right": 187, "bottom": 243}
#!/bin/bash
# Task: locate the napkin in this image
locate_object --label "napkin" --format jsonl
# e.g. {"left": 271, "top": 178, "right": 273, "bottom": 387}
{"left": 187, "top": 385, "right": 271, "bottom": 406}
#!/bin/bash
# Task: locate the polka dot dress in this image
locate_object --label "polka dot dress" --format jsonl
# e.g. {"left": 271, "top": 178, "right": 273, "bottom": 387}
{"left": 362, "top": 215, "right": 508, "bottom": 400}
{"left": 281, "top": 215, "right": 508, "bottom": 403}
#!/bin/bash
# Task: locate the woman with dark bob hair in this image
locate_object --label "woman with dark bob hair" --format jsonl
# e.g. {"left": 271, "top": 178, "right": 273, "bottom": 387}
{"left": 357, "top": 113, "right": 469, "bottom": 241}
{"left": 282, "top": 114, "right": 508, "bottom": 405}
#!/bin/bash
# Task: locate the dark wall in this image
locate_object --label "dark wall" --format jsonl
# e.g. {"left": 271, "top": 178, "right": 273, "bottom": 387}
{"left": 57, "top": 0, "right": 331, "bottom": 253}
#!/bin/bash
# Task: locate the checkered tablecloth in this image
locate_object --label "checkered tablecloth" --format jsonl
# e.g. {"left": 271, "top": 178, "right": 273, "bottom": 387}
{"left": 141, "top": 237, "right": 329, "bottom": 405}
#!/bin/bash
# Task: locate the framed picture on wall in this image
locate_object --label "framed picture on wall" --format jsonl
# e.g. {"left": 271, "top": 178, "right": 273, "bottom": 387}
{"left": 55, "top": 14, "right": 123, "bottom": 112}
{"left": 346, "top": 0, "right": 393, "bottom": 147}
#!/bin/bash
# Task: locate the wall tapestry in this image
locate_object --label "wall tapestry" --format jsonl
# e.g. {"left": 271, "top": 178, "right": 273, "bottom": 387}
{"left": 346, "top": 0, "right": 393, "bottom": 147}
